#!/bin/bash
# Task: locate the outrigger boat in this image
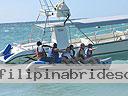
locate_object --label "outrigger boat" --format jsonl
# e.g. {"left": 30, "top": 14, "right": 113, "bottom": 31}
{"left": 1, "top": 0, "right": 127, "bottom": 64}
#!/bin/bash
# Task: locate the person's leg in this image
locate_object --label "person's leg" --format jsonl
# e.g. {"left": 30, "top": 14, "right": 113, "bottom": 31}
{"left": 47, "top": 57, "right": 55, "bottom": 64}
{"left": 90, "top": 57, "right": 98, "bottom": 64}
{"left": 56, "top": 58, "right": 62, "bottom": 63}
{"left": 40, "top": 57, "right": 54, "bottom": 64}
{"left": 73, "top": 57, "right": 80, "bottom": 64}
{"left": 76, "top": 57, "right": 85, "bottom": 64}
{"left": 85, "top": 57, "right": 97, "bottom": 64}
{"left": 62, "top": 57, "right": 69, "bottom": 64}
{"left": 94, "top": 57, "right": 100, "bottom": 64}
{"left": 70, "top": 58, "right": 78, "bottom": 64}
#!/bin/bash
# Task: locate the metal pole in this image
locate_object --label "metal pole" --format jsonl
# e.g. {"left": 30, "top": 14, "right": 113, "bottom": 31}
{"left": 38, "top": 0, "right": 44, "bottom": 9}
{"left": 48, "top": 0, "right": 55, "bottom": 9}
{"left": 43, "top": 0, "right": 50, "bottom": 11}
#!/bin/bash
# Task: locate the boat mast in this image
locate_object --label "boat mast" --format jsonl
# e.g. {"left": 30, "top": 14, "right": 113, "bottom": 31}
{"left": 38, "top": 0, "right": 55, "bottom": 41}
{"left": 52, "top": 0, "right": 94, "bottom": 44}
{"left": 37, "top": 0, "right": 94, "bottom": 44}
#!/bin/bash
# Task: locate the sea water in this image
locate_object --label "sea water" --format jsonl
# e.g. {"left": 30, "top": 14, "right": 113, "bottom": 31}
{"left": 0, "top": 21, "right": 128, "bottom": 96}
{"left": 0, "top": 84, "right": 128, "bottom": 96}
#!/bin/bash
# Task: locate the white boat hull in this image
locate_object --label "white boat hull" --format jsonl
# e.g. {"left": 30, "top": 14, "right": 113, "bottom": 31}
{"left": 0, "top": 39, "right": 127, "bottom": 64}
{"left": 93, "top": 39, "right": 128, "bottom": 56}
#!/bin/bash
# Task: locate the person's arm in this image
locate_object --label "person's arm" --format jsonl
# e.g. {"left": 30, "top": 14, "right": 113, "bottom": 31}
{"left": 73, "top": 50, "right": 75, "bottom": 57}
{"left": 53, "top": 48, "right": 59, "bottom": 52}
{"left": 34, "top": 48, "right": 38, "bottom": 57}
{"left": 55, "top": 48, "right": 67, "bottom": 54}
{"left": 42, "top": 45, "right": 52, "bottom": 48}
{"left": 89, "top": 48, "right": 96, "bottom": 51}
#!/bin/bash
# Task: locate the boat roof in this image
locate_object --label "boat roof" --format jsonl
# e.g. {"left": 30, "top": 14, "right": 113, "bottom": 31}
{"left": 36, "top": 15, "right": 128, "bottom": 28}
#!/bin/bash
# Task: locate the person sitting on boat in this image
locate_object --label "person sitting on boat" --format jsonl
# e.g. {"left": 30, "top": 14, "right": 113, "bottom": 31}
{"left": 48, "top": 43, "right": 62, "bottom": 63}
{"left": 62, "top": 47, "right": 78, "bottom": 64}
{"left": 76, "top": 43, "right": 98, "bottom": 64}
{"left": 69, "top": 45, "right": 75, "bottom": 58}
{"left": 35, "top": 41, "right": 54, "bottom": 64}
{"left": 84, "top": 44, "right": 98, "bottom": 64}
{"left": 76, "top": 43, "right": 86, "bottom": 63}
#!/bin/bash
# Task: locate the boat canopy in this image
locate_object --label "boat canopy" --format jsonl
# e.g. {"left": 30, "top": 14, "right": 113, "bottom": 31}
{"left": 36, "top": 15, "right": 128, "bottom": 28}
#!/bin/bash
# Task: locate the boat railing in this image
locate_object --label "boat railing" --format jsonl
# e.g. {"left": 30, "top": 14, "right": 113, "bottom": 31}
{"left": 12, "top": 23, "right": 128, "bottom": 50}
{"left": 66, "top": 24, "right": 128, "bottom": 45}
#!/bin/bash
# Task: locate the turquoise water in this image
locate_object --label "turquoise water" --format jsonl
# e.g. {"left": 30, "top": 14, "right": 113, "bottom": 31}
{"left": 0, "top": 22, "right": 128, "bottom": 96}
{"left": 0, "top": 84, "right": 128, "bottom": 96}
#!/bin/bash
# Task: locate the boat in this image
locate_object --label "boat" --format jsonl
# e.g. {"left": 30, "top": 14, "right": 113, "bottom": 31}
{"left": 25, "top": 57, "right": 112, "bottom": 72}
{"left": 0, "top": 0, "right": 127, "bottom": 64}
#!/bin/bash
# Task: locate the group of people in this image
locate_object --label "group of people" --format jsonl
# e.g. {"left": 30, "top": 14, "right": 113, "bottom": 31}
{"left": 35, "top": 41, "right": 99, "bottom": 64}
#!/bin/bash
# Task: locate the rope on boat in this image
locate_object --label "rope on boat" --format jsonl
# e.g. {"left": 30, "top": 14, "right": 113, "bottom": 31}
{"left": 67, "top": 19, "right": 95, "bottom": 44}
{"left": 60, "top": 9, "right": 95, "bottom": 44}
{"left": 36, "top": 13, "right": 40, "bottom": 22}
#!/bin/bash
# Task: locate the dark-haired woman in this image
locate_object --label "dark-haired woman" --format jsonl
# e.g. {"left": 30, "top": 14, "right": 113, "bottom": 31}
{"left": 35, "top": 41, "right": 54, "bottom": 64}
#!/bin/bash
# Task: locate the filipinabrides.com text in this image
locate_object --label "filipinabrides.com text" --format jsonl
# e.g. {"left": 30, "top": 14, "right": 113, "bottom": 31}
{"left": 0, "top": 69, "right": 128, "bottom": 81}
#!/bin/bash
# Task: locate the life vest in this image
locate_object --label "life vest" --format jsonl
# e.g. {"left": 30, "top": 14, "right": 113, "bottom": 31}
{"left": 70, "top": 49, "right": 75, "bottom": 57}
{"left": 36, "top": 46, "right": 47, "bottom": 59}
{"left": 77, "top": 48, "right": 85, "bottom": 59}
{"left": 51, "top": 48, "right": 59, "bottom": 59}
{"left": 62, "top": 52, "right": 72, "bottom": 59}
{"left": 85, "top": 48, "right": 92, "bottom": 58}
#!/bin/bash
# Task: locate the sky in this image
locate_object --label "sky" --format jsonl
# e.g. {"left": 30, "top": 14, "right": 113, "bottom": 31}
{"left": 0, "top": 0, "right": 128, "bottom": 23}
